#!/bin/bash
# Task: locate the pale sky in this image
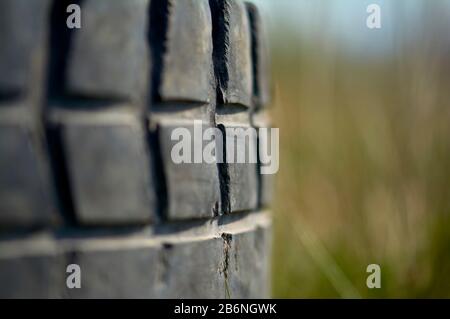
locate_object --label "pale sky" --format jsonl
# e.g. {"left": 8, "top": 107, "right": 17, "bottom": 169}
{"left": 249, "top": 0, "right": 450, "bottom": 57}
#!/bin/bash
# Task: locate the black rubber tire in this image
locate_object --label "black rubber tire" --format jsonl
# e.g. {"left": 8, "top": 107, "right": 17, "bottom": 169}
{"left": 0, "top": 0, "right": 272, "bottom": 298}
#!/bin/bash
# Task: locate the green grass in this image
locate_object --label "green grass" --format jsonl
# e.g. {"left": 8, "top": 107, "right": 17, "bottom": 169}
{"left": 270, "top": 32, "right": 450, "bottom": 298}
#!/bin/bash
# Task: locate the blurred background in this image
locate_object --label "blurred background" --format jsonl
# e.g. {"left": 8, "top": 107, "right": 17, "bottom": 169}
{"left": 252, "top": 0, "right": 450, "bottom": 298}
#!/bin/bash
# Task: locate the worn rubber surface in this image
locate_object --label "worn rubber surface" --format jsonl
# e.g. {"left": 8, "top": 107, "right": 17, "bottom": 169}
{"left": 0, "top": 0, "right": 272, "bottom": 298}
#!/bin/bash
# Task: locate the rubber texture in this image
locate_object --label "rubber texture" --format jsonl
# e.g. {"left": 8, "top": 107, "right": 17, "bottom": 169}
{"left": 0, "top": 0, "right": 272, "bottom": 298}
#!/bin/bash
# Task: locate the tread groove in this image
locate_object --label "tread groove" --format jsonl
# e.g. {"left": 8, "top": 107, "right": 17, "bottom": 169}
{"left": 47, "top": 0, "right": 82, "bottom": 101}
{"left": 217, "top": 124, "right": 231, "bottom": 214}
{"left": 209, "top": 0, "right": 230, "bottom": 105}
{"left": 246, "top": 2, "right": 260, "bottom": 109}
{"left": 148, "top": 0, "right": 171, "bottom": 104}
{"left": 45, "top": 125, "right": 78, "bottom": 226}
{"left": 148, "top": 124, "right": 169, "bottom": 222}
{"left": 44, "top": 0, "right": 82, "bottom": 227}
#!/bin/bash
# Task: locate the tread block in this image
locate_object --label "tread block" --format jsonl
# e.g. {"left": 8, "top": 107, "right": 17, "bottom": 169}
{"left": 67, "top": 246, "right": 159, "bottom": 298}
{"left": 61, "top": 123, "right": 156, "bottom": 224}
{"left": 0, "top": 213, "right": 270, "bottom": 298}
{"left": 158, "top": 121, "right": 221, "bottom": 220}
{"left": 66, "top": 0, "right": 150, "bottom": 101}
{"left": 0, "top": 0, "right": 50, "bottom": 96}
{"left": 0, "top": 126, "right": 57, "bottom": 227}
{"left": 0, "top": 253, "right": 65, "bottom": 298}
{"left": 210, "top": 0, "right": 253, "bottom": 107}
{"left": 259, "top": 173, "right": 274, "bottom": 208}
{"left": 222, "top": 125, "right": 258, "bottom": 213}
{"left": 253, "top": 117, "right": 274, "bottom": 207}
{"left": 158, "top": 238, "right": 224, "bottom": 298}
{"left": 65, "top": 234, "right": 253, "bottom": 298}
{"left": 246, "top": 2, "right": 271, "bottom": 109}
{"left": 228, "top": 162, "right": 258, "bottom": 213}
{"left": 225, "top": 224, "right": 271, "bottom": 298}
{"left": 156, "top": 0, "right": 213, "bottom": 103}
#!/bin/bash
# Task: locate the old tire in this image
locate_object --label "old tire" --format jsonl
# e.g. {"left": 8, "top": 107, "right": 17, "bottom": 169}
{"left": 0, "top": 0, "right": 273, "bottom": 298}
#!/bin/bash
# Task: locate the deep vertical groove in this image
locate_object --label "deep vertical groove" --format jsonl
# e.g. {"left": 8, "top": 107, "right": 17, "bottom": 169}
{"left": 45, "top": 125, "right": 78, "bottom": 226}
{"left": 44, "top": 0, "right": 82, "bottom": 226}
{"left": 210, "top": 0, "right": 232, "bottom": 214}
{"left": 217, "top": 124, "right": 230, "bottom": 214}
{"left": 246, "top": 2, "right": 260, "bottom": 109}
{"left": 148, "top": 0, "right": 171, "bottom": 103}
{"left": 209, "top": 0, "right": 230, "bottom": 105}
{"left": 47, "top": 0, "right": 83, "bottom": 101}
{"left": 148, "top": 0, "right": 170, "bottom": 221}
{"left": 246, "top": 3, "right": 264, "bottom": 208}
{"left": 147, "top": 124, "right": 168, "bottom": 222}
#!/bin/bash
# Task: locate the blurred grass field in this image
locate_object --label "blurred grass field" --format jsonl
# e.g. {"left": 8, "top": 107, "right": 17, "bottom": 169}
{"left": 266, "top": 1, "right": 450, "bottom": 298}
